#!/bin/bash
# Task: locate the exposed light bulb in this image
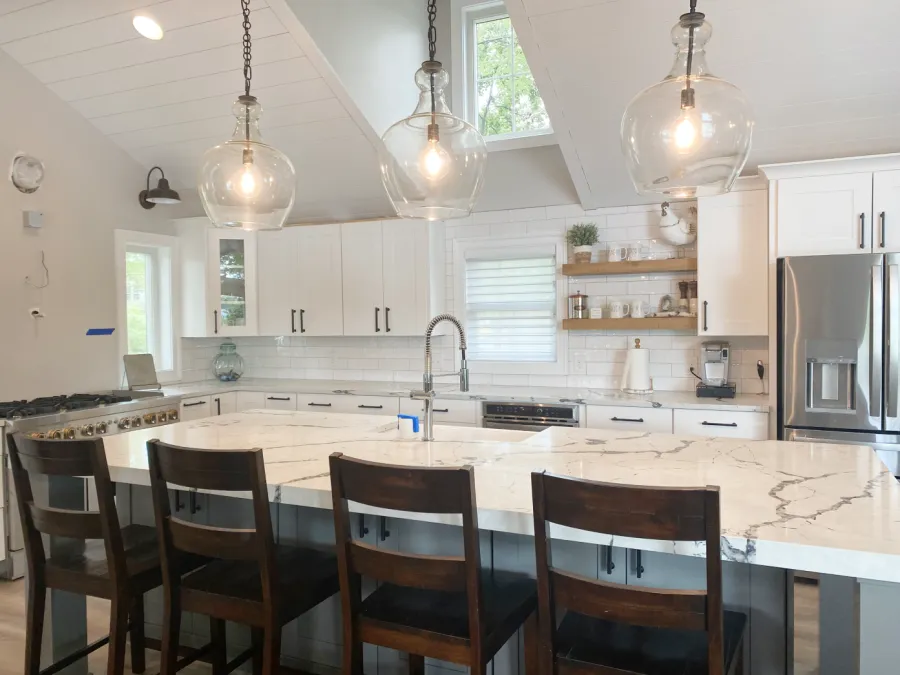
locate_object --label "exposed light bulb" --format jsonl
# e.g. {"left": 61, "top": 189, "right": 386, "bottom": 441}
{"left": 240, "top": 165, "right": 257, "bottom": 196}
{"left": 132, "top": 15, "right": 163, "bottom": 40}
{"left": 231, "top": 148, "right": 262, "bottom": 200}
{"left": 419, "top": 139, "right": 451, "bottom": 181}
{"left": 674, "top": 114, "right": 698, "bottom": 151}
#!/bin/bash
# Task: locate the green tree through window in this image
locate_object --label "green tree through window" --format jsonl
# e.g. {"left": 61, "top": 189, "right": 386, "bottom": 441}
{"left": 474, "top": 16, "right": 549, "bottom": 137}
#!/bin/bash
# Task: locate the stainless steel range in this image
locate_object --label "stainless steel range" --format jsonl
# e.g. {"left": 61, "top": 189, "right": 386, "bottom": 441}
{"left": 1, "top": 390, "right": 183, "bottom": 579}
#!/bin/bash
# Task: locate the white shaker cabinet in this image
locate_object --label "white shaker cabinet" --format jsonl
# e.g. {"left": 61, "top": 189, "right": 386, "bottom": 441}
{"left": 180, "top": 396, "right": 212, "bottom": 421}
{"left": 341, "top": 220, "right": 444, "bottom": 337}
{"left": 235, "top": 391, "right": 265, "bottom": 412}
{"left": 873, "top": 170, "right": 900, "bottom": 253}
{"left": 178, "top": 219, "right": 258, "bottom": 337}
{"left": 773, "top": 173, "right": 873, "bottom": 257}
{"left": 696, "top": 189, "right": 768, "bottom": 336}
{"left": 257, "top": 225, "right": 344, "bottom": 336}
{"left": 211, "top": 392, "right": 236, "bottom": 416}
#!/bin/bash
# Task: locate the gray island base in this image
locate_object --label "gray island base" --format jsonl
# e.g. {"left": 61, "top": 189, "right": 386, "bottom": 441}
{"left": 36, "top": 411, "right": 900, "bottom": 675}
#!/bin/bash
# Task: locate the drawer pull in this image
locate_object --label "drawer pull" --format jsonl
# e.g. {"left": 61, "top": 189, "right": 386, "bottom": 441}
{"left": 434, "top": 408, "right": 449, "bottom": 413}
{"left": 267, "top": 396, "right": 292, "bottom": 401}
{"left": 307, "top": 402, "right": 332, "bottom": 407}
{"left": 611, "top": 416, "right": 644, "bottom": 423}
{"left": 358, "top": 404, "right": 384, "bottom": 410}
{"left": 701, "top": 421, "right": 738, "bottom": 428}
{"left": 183, "top": 401, "right": 206, "bottom": 407}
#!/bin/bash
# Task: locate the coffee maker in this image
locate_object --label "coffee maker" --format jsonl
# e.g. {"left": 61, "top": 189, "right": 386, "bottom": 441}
{"left": 697, "top": 341, "right": 735, "bottom": 397}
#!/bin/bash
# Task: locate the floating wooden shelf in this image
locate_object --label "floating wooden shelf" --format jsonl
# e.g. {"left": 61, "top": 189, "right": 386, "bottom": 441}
{"left": 563, "top": 317, "right": 698, "bottom": 331}
{"left": 562, "top": 258, "right": 697, "bottom": 277}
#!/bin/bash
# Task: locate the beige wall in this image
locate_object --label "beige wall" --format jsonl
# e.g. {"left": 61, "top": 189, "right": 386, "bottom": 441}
{"left": 0, "top": 50, "right": 172, "bottom": 401}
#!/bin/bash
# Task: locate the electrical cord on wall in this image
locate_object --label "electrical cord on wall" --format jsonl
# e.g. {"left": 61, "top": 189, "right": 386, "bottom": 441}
{"left": 689, "top": 366, "right": 704, "bottom": 381}
{"left": 25, "top": 250, "right": 50, "bottom": 289}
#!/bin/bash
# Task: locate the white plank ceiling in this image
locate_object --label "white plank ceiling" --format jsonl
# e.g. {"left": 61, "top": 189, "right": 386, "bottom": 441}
{"left": 507, "top": 0, "right": 900, "bottom": 208}
{"left": 0, "top": 0, "right": 394, "bottom": 221}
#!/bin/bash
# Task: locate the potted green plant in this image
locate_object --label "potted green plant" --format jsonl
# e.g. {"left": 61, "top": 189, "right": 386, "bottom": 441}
{"left": 567, "top": 222, "right": 599, "bottom": 263}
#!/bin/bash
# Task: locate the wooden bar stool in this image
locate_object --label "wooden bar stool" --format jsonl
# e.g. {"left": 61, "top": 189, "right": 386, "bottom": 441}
{"left": 329, "top": 452, "right": 538, "bottom": 675}
{"left": 531, "top": 472, "right": 747, "bottom": 675}
{"left": 8, "top": 433, "right": 205, "bottom": 675}
{"left": 147, "top": 439, "right": 340, "bottom": 675}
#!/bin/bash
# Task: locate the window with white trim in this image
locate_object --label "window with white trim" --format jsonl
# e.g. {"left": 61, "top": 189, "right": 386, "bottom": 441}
{"left": 114, "top": 230, "right": 179, "bottom": 382}
{"left": 454, "top": 236, "right": 566, "bottom": 374}
{"left": 461, "top": 2, "right": 551, "bottom": 141}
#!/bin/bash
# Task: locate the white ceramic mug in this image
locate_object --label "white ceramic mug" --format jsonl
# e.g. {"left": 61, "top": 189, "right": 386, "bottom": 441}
{"left": 631, "top": 301, "right": 650, "bottom": 319}
{"left": 607, "top": 243, "right": 629, "bottom": 262}
{"left": 626, "top": 243, "right": 642, "bottom": 261}
{"left": 609, "top": 300, "right": 630, "bottom": 319}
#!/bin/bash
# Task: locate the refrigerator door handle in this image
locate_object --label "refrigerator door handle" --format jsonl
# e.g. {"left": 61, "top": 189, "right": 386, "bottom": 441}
{"left": 871, "top": 264, "right": 883, "bottom": 419}
{"left": 887, "top": 264, "right": 899, "bottom": 419}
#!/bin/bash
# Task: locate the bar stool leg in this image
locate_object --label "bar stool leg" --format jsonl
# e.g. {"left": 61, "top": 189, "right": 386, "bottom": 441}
{"left": 160, "top": 594, "right": 182, "bottom": 675}
{"left": 251, "top": 627, "right": 264, "bottom": 675}
{"left": 108, "top": 597, "right": 129, "bottom": 675}
{"left": 409, "top": 654, "right": 425, "bottom": 675}
{"left": 261, "top": 624, "right": 281, "bottom": 675}
{"left": 210, "top": 618, "right": 227, "bottom": 675}
{"left": 24, "top": 579, "right": 46, "bottom": 675}
{"left": 523, "top": 611, "right": 539, "bottom": 675}
{"left": 130, "top": 594, "right": 146, "bottom": 674}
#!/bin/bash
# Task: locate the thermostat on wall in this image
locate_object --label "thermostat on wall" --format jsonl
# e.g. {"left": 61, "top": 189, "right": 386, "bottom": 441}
{"left": 23, "top": 210, "right": 43, "bottom": 228}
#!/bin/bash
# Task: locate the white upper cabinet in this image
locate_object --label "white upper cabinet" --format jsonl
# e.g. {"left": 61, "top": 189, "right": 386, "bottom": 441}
{"left": 258, "top": 225, "right": 344, "bottom": 336}
{"left": 341, "top": 220, "right": 444, "bottom": 337}
{"left": 178, "top": 219, "right": 258, "bottom": 338}
{"left": 697, "top": 189, "right": 768, "bottom": 336}
{"left": 775, "top": 173, "right": 873, "bottom": 256}
{"left": 873, "top": 170, "right": 900, "bottom": 253}
{"left": 762, "top": 155, "right": 900, "bottom": 257}
{"left": 341, "top": 221, "right": 385, "bottom": 336}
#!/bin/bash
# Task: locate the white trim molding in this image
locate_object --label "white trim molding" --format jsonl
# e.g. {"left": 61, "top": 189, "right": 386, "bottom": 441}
{"left": 760, "top": 153, "right": 900, "bottom": 181}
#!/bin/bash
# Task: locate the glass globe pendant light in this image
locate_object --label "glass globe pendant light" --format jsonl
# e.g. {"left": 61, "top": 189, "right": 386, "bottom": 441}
{"left": 379, "top": 0, "right": 487, "bottom": 220}
{"left": 621, "top": 0, "right": 753, "bottom": 198}
{"left": 198, "top": 0, "right": 295, "bottom": 230}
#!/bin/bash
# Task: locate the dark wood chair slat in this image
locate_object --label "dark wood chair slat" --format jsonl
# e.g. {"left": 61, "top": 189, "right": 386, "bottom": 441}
{"left": 28, "top": 504, "right": 105, "bottom": 540}
{"left": 349, "top": 541, "right": 468, "bottom": 592}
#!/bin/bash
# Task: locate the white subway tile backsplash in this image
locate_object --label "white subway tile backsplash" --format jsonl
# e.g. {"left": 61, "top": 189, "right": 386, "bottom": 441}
{"left": 547, "top": 204, "right": 585, "bottom": 218}
{"left": 473, "top": 209, "right": 511, "bottom": 224}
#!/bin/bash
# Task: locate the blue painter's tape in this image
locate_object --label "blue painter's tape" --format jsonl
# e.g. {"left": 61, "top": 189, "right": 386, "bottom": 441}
{"left": 86, "top": 328, "right": 115, "bottom": 336}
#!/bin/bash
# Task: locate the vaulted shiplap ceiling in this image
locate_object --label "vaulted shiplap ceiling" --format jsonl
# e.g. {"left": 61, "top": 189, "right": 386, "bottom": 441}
{"left": 0, "top": 0, "right": 394, "bottom": 222}
{"left": 506, "top": 0, "right": 900, "bottom": 208}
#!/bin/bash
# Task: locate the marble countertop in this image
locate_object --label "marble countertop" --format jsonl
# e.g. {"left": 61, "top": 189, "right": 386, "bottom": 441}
{"left": 103, "top": 410, "right": 898, "bottom": 583}
{"left": 164, "top": 378, "right": 770, "bottom": 413}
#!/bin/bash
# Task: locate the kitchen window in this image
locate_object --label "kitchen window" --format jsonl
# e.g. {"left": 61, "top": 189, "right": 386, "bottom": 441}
{"left": 454, "top": 1, "right": 552, "bottom": 149}
{"left": 454, "top": 237, "right": 566, "bottom": 374}
{"left": 114, "top": 230, "right": 179, "bottom": 383}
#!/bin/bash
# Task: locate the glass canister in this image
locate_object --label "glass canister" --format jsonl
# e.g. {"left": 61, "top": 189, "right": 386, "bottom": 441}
{"left": 213, "top": 340, "right": 244, "bottom": 382}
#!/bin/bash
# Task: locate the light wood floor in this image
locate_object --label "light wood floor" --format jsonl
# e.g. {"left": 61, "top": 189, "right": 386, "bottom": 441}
{"left": 0, "top": 579, "right": 820, "bottom": 675}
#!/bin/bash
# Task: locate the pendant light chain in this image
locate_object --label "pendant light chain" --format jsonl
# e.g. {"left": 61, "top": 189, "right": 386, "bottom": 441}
{"left": 241, "top": 0, "right": 253, "bottom": 98}
{"left": 427, "top": 0, "right": 438, "bottom": 117}
{"left": 681, "top": 0, "right": 699, "bottom": 109}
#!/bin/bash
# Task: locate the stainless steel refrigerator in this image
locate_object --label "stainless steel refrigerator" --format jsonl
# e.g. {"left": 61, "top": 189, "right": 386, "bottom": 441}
{"left": 778, "top": 254, "right": 900, "bottom": 477}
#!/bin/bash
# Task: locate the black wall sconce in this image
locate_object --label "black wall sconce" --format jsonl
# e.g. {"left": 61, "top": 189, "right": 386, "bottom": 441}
{"left": 139, "top": 166, "right": 181, "bottom": 209}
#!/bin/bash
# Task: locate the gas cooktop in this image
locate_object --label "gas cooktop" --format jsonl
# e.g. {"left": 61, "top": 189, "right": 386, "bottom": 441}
{"left": 0, "top": 393, "right": 134, "bottom": 420}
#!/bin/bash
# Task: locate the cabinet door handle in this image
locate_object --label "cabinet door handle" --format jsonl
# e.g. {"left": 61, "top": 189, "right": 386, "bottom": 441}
{"left": 267, "top": 396, "right": 291, "bottom": 401}
{"left": 358, "top": 404, "right": 384, "bottom": 410}
{"left": 307, "top": 402, "right": 332, "bottom": 407}
{"left": 189, "top": 491, "right": 200, "bottom": 515}
{"left": 434, "top": 408, "right": 449, "bottom": 413}
{"left": 215, "top": 397, "right": 221, "bottom": 415}
{"left": 611, "top": 416, "right": 644, "bottom": 423}
{"left": 605, "top": 545, "right": 616, "bottom": 575}
{"left": 291, "top": 309, "right": 297, "bottom": 333}
{"left": 701, "top": 421, "right": 738, "bottom": 428}
{"left": 213, "top": 310, "right": 218, "bottom": 334}
{"left": 379, "top": 515, "right": 390, "bottom": 541}
{"left": 635, "top": 550, "right": 645, "bottom": 579}
{"left": 374, "top": 307, "right": 381, "bottom": 333}
{"left": 385, "top": 307, "right": 391, "bottom": 333}
{"left": 860, "top": 213, "right": 866, "bottom": 249}
{"left": 174, "top": 490, "right": 184, "bottom": 512}
{"left": 880, "top": 211, "right": 886, "bottom": 249}
{"left": 183, "top": 401, "right": 206, "bottom": 408}
{"left": 702, "top": 300, "right": 708, "bottom": 332}
{"left": 300, "top": 309, "right": 306, "bottom": 333}
{"left": 358, "top": 514, "right": 369, "bottom": 538}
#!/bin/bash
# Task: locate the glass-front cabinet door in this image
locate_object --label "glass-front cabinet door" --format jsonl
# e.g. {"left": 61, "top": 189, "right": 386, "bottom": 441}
{"left": 207, "top": 230, "right": 257, "bottom": 336}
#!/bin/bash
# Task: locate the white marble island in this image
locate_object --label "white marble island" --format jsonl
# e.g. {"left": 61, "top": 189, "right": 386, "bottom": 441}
{"left": 45, "top": 411, "right": 900, "bottom": 675}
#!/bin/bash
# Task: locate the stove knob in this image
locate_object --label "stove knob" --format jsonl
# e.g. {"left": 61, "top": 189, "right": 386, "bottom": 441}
{"left": 131, "top": 416, "right": 142, "bottom": 427}
{"left": 143, "top": 413, "right": 158, "bottom": 425}
{"left": 61, "top": 428, "right": 76, "bottom": 440}
{"left": 47, "top": 429, "right": 62, "bottom": 439}
{"left": 167, "top": 409, "right": 179, "bottom": 422}
{"left": 95, "top": 421, "right": 108, "bottom": 435}
{"left": 117, "top": 418, "right": 131, "bottom": 430}
{"left": 28, "top": 432, "right": 46, "bottom": 439}
{"left": 80, "top": 424, "right": 94, "bottom": 437}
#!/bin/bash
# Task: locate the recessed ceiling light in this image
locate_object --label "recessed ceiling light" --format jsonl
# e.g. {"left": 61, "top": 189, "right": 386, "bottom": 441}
{"left": 133, "top": 15, "right": 163, "bottom": 40}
